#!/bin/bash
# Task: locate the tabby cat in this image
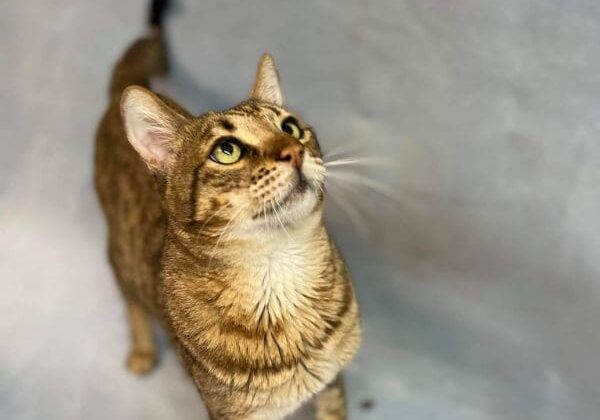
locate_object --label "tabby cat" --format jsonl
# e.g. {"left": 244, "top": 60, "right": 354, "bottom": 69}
{"left": 94, "top": 1, "right": 361, "bottom": 418}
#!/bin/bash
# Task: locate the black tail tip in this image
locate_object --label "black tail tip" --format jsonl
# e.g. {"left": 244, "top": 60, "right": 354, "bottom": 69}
{"left": 149, "top": 0, "right": 171, "bottom": 27}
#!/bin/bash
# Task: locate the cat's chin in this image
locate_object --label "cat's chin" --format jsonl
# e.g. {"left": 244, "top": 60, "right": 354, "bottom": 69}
{"left": 279, "top": 184, "right": 320, "bottom": 225}
{"left": 236, "top": 187, "right": 321, "bottom": 236}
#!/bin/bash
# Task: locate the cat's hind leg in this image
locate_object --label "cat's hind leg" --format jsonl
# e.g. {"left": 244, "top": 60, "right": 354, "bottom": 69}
{"left": 314, "top": 374, "right": 347, "bottom": 420}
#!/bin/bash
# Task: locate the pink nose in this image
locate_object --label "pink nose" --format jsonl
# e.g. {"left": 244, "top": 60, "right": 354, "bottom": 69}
{"left": 278, "top": 144, "right": 304, "bottom": 169}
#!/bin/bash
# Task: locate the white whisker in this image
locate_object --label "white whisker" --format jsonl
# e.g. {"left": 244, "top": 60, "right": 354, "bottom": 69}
{"left": 321, "top": 141, "right": 363, "bottom": 160}
{"left": 325, "top": 171, "right": 400, "bottom": 202}
{"left": 207, "top": 203, "right": 250, "bottom": 268}
{"left": 196, "top": 201, "right": 233, "bottom": 234}
{"left": 270, "top": 194, "right": 290, "bottom": 237}
{"left": 326, "top": 184, "right": 371, "bottom": 240}
{"left": 324, "top": 157, "right": 393, "bottom": 168}
{"left": 261, "top": 197, "right": 269, "bottom": 226}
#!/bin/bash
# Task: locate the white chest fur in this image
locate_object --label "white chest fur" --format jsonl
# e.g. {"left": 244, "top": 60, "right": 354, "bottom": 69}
{"left": 233, "top": 226, "right": 327, "bottom": 323}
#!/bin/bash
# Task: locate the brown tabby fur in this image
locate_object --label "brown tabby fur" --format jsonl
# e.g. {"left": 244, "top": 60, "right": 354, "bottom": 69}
{"left": 94, "top": 14, "right": 361, "bottom": 420}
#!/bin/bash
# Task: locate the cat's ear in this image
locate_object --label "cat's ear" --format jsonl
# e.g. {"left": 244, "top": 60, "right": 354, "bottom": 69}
{"left": 121, "top": 86, "right": 188, "bottom": 172}
{"left": 250, "top": 53, "right": 283, "bottom": 106}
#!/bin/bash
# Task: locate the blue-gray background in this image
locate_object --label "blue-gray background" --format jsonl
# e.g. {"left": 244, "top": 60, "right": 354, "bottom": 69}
{"left": 2, "top": 1, "right": 600, "bottom": 419}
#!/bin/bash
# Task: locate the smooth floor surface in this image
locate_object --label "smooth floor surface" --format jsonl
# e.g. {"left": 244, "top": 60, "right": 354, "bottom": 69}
{"left": 2, "top": 1, "right": 600, "bottom": 419}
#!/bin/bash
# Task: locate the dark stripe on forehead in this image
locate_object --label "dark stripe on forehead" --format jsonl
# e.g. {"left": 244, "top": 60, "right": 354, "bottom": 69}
{"left": 244, "top": 102, "right": 262, "bottom": 114}
{"left": 218, "top": 118, "right": 236, "bottom": 131}
{"left": 261, "top": 104, "right": 282, "bottom": 116}
{"left": 226, "top": 110, "right": 248, "bottom": 117}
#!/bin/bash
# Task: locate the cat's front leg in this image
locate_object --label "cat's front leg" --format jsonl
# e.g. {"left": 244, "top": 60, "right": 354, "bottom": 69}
{"left": 125, "top": 302, "right": 156, "bottom": 374}
{"left": 314, "top": 374, "right": 347, "bottom": 420}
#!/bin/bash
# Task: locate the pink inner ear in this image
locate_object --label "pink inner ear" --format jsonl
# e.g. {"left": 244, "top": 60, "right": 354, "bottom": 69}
{"left": 127, "top": 114, "right": 173, "bottom": 169}
{"left": 121, "top": 87, "right": 182, "bottom": 171}
{"left": 148, "top": 140, "right": 170, "bottom": 162}
{"left": 139, "top": 130, "right": 171, "bottom": 169}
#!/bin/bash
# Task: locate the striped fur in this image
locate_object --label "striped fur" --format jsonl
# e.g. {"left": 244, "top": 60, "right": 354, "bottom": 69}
{"left": 94, "top": 3, "right": 361, "bottom": 419}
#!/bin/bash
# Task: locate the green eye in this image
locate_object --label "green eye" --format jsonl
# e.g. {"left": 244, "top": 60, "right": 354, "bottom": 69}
{"left": 210, "top": 138, "right": 243, "bottom": 165}
{"left": 281, "top": 117, "right": 303, "bottom": 139}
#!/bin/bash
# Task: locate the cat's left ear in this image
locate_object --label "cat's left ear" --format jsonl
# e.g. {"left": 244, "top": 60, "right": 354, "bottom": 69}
{"left": 250, "top": 53, "right": 283, "bottom": 106}
{"left": 121, "top": 86, "right": 189, "bottom": 172}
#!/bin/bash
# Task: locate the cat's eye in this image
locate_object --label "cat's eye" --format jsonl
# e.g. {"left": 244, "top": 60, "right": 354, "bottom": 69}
{"left": 281, "top": 117, "right": 303, "bottom": 139}
{"left": 210, "top": 138, "right": 243, "bottom": 165}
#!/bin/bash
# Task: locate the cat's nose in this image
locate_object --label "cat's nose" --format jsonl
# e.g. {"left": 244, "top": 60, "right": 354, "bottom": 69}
{"left": 278, "top": 144, "right": 304, "bottom": 169}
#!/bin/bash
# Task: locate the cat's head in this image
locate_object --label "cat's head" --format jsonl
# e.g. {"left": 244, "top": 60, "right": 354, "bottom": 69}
{"left": 121, "top": 54, "right": 325, "bottom": 237}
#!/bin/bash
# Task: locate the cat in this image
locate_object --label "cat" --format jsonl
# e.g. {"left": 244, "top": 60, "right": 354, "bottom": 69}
{"left": 94, "top": 1, "right": 361, "bottom": 418}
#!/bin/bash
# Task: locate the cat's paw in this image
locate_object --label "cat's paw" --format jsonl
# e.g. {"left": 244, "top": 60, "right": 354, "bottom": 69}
{"left": 127, "top": 350, "right": 156, "bottom": 375}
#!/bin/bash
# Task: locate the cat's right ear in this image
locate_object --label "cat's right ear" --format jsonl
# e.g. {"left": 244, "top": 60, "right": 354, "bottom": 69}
{"left": 250, "top": 53, "right": 283, "bottom": 106}
{"left": 121, "top": 86, "right": 188, "bottom": 172}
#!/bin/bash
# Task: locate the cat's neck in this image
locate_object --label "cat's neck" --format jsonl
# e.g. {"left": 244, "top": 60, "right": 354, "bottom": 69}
{"left": 216, "top": 214, "right": 332, "bottom": 321}
{"left": 229, "top": 213, "right": 326, "bottom": 260}
{"left": 228, "top": 214, "right": 329, "bottom": 280}
{"left": 165, "top": 213, "right": 332, "bottom": 324}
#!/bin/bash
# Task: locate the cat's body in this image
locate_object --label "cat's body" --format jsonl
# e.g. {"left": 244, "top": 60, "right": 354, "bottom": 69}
{"left": 94, "top": 2, "right": 361, "bottom": 419}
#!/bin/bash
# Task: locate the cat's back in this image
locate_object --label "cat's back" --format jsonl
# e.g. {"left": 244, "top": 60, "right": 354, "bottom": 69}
{"left": 95, "top": 100, "right": 165, "bottom": 310}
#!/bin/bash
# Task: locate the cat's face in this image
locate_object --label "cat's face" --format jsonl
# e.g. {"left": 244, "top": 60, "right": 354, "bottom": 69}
{"left": 121, "top": 54, "right": 325, "bottom": 236}
{"left": 176, "top": 101, "right": 325, "bottom": 235}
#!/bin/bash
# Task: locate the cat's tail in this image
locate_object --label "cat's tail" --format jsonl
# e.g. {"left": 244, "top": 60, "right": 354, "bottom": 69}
{"left": 108, "top": 0, "right": 172, "bottom": 102}
{"left": 149, "top": 0, "right": 171, "bottom": 27}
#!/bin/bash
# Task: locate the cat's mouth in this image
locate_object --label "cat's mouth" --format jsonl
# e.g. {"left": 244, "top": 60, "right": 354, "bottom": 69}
{"left": 255, "top": 173, "right": 312, "bottom": 220}
{"left": 280, "top": 175, "right": 309, "bottom": 205}
{"left": 246, "top": 158, "right": 325, "bottom": 230}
